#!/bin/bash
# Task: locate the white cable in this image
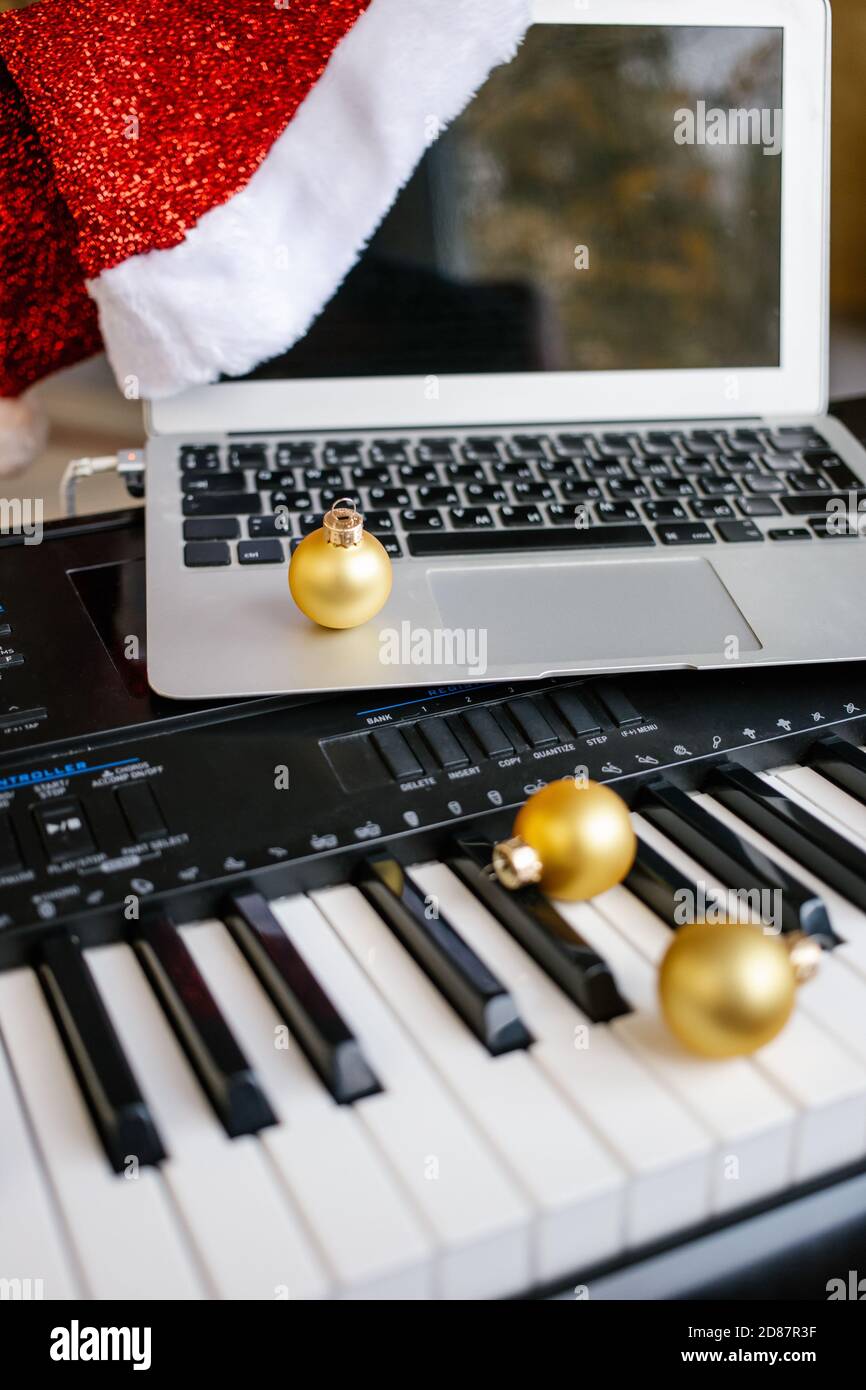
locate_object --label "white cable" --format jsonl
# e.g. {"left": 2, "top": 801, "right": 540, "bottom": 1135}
{"left": 59, "top": 451, "right": 143, "bottom": 517}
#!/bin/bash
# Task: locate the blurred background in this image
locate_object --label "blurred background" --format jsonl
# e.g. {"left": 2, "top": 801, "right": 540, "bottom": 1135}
{"left": 2, "top": 0, "right": 865, "bottom": 519}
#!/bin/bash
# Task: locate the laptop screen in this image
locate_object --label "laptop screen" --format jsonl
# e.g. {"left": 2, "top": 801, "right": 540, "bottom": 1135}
{"left": 242, "top": 23, "right": 783, "bottom": 382}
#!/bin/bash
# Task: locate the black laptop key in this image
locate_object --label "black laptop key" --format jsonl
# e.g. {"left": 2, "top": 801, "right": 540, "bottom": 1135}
{"left": 371, "top": 439, "right": 410, "bottom": 463}
{"left": 789, "top": 473, "right": 832, "bottom": 492}
{"left": 298, "top": 512, "right": 323, "bottom": 535}
{"left": 642, "top": 431, "right": 679, "bottom": 453}
{"left": 676, "top": 456, "right": 716, "bottom": 475}
{"left": 809, "top": 734, "right": 866, "bottom": 806}
{"left": 269, "top": 491, "right": 312, "bottom": 511}
{"left": 407, "top": 524, "right": 654, "bottom": 556}
{"left": 733, "top": 428, "right": 764, "bottom": 447}
{"left": 654, "top": 479, "right": 695, "bottom": 498}
{"left": 596, "top": 500, "right": 639, "bottom": 523}
{"left": 228, "top": 444, "right": 266, "bottom": 469}
{"left": 183, "top": 518, "right": 240, "bottom": 541}
{"left": 710, "top": 762, "right": 866, "bottom": 916}
{"left": 184, "top": 540, "right": 232, "bottom": 567}
{"left": 699, "top": 475, "right": 741, "bottom": 496}
{"left": 134, "top": 915, "right": 276, "bottom": 1138}
{"left": 359, "top": 854, "right": 532, "bottom": 1055}
{"left": 368, "top": 486, "right": 411, "bottom": 506}
{"left": 512, "top": 481, "right": 555, "bottom": 502}
{"left": 585, "top": 459, "right": 629, "bottom": 479}
{"left": 640, "top": 778, "right": 837, "bottom": 944}
{"left": 351, "top": 466, "right": 392, "bottom": 486}
{"left": 554, "top": 432, "right": 595, "bottom": 457}
{"left": 379, "top": 536, "right": 404, "bottom": 559}
{"left": 560, "top": 479, "right": 602, "bottom": 501}
{"left": 229, "top": 892, "right": 380, "bottom": 1104}
{"left": 768, "top": 429, "right": 829, "bottom": 452}
{"left": 303, "top": 468, "right": 344, "bottom": 488}
{"left": 399, "top": 463, "right": 439, "bottom": 483}
{"left": 746, "top": 475, "right": 787, "bottom": 494}
{"left": 781, "top": 492, "right": 859, "bottom": 516}
{"left": 183, "top": 472, "right": 246, "bottom": 494}
{"left": 607, "top": 479, "right": 649, "bottom": 500}
{"left": 400, "top": 507, "right": 443, "bottom": 531}
{"left": 446, "top": 462, "right": 485, "bottom": 482}
{"left": 463, "top": 436, "right": 504, "bottom": 460}
{"left": 547, "top": 503, "right": 588, "bottom": 525}
{"left": 769, "top": 527, "right": 811, "bottom": 541}
{"left": 180, "top": 443, "right": 220, "bottom": 465}
{"left": 417, "top": 485, "right": 459, "bottom": 506}
{"left": 625, "top": 838, "right": 704, "bottom": 933}
{"left": 362, "top": 509, "right": 394, "bottom": 533}
{"left": 500, "top": 505, "right": 544, "bottom": 527}
{"left": 632, "top": 458, "right": 675, "bottom": 478}
{"left": 414, "top": 439, "right": 453, "bottom": 463}
{"left": 450, "top": 506, "right": 494, "bottom": 529}
{"left": 275, "top": 442, "right": 316, "bottom": 466}
{"left": 323, "top": 441, "right": 363, "bottom": 464}
{"left": 721, "top": 452, "right": 759, "bottom": 472}
{"left": 598, "top": 432, "right": 635, "bottom": 456}
{"left": 642, "top": 500, "right": 688, "bottom": 523}
{"left": 691, "top": 499, "right": 735, "bottom": 520}
{"left": 655, "top": 523, "right": 715, "bottom": 546}
{"left": 449, "top": 836, "right": 630, "bottom": 1023}
{"left": 809, "top": 453, "right": 864, "bottom": 490}
{"left": 38, "top": 935, "right": 166, "bottom": 1172}
{"left": 811, "top": 516, "right": 862, "bottom": 539}
{"left": 683, "top": 429, "right": 721, "bottom": 453}
{"left": 238, "top": 539, "right": 284, "bottom": 564}
{"left": 508, "top": 434, "right": 549, "bottom": 459}
{"left": 716, "top": 520, "right": 764, "bottom": 543}
{"left": 492, "top": 460, "right": 533, "bottom": 480}
{"left": 183, "top": 493, "right": 261, "bottom": 517}
{"left": 249, "top": 513, "right": 292, "bottom": 538}
{"left": 466, "top": 483, "right": 508, "bottom": 504}
{"left": 738, "top": 495, "right": 782, "bottom": 517}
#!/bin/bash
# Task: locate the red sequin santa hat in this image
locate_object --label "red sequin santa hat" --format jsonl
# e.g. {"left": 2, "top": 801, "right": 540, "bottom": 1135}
{"left": 0, "top": 0, "right": 530, "bottom": 473}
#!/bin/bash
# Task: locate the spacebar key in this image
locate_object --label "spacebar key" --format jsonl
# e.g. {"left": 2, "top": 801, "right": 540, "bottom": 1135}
{"left": 407, "top": 524, "right": 654, "bottom": 556}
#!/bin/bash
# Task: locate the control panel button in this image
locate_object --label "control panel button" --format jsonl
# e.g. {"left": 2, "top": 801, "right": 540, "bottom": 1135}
{"left": 116, "top": 783, "right": 167, "bottom": 841}
{"left": 463, "top": 708, "right": 514, "bottom": 759}
{"left": 506, "top": 699, "right": 557, "bottom": 748}
{"left": 594, "top": 682, "right": 643, "bottom": 727}
{"left": 418, "top": 718, "right": 469, "bottom": 769}
{"left": 549, "top": 689, "right": 602, "bottom": 737}
{"left": 0, "top": 814, "right": 22, "bottom": 872}
{"left": 34, "top": 801, "right": 95, "bottom": 862}
{"left": 371, "top": 727, "right": 423, "bottom": 781}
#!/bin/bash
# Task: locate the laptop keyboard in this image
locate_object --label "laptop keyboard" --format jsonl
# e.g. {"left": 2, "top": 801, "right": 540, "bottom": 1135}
{"left": 178, "top": 425, "right": 866, "bottom": 567}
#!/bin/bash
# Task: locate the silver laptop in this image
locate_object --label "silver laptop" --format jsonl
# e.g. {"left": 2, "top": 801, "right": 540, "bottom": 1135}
{"left": 144, "top": 0, "right": 866, "bottom": 701}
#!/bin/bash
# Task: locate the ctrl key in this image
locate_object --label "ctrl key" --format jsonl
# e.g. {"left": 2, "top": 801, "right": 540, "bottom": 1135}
{"left": 184, "top": 539, "right": 231, "bottom": 567}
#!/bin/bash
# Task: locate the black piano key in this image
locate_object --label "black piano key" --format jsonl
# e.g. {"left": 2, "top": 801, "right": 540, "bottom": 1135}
{"left": 710, "top": 761, "right": 866, "bottom": 917}
{"left": 808, "top": 734, "right": 866, "bottom": 806}
{"left": 359, "top": 854, "right": 532, "bottom": 1055}
{"left": 639, "top": 778, "right": 837, "bottom": 944}
{"left": 625, "top": 837, "right": 704, "bottom": 932}
{"left": 38, "top": 935, "right": 166, "bottom": 1172}
{"left": 448, "top": 835, "right": 630, "bottom": 1023}
{"left": 228, "top": 892, "right": 380, "bottom": 1104}
{"left": 134, "top": 914, "right": 276, "bottom": 1138}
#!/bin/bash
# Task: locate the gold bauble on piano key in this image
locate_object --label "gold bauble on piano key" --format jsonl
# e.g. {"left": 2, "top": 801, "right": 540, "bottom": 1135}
{"left": 288, "top": 498, "right": 392, "bottom": 629}
{"left": 659, "top": 920, "right": 822, "bottom": 1059}
{"left": 493, "top": 777, "right": 637, "bottom": 901}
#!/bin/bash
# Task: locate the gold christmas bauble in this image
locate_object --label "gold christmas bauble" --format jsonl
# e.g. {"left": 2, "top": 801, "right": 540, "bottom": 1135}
{"left": 493, "top": 778, "right": 637, "bottom": 901}
{"left": 288, "top": 499, "right": 392, "bottom": 629}
{"left": 658, "top": 920, "right": 821, "bottom": 1058}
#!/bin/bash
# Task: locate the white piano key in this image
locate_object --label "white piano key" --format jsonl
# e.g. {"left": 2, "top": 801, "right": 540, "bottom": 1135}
{"left": 0, "top": 968, "right": 203, "bottom": 1300}
{"left": 770, "top": 763, "right": 866, "bottom": 849}
{"left": 592, "top": 878, "right": 866, "bottom": 1181}
{"left": 753, "top": 768, "right": 866, "bottom": 978}
{"left": 313, "top": 883, "right": 625, "bottom": 1284}
{"left": 409, "top": 861, "right": 712, "bottom": 1247}
{"left": 0, "top": 1027, "right": 80, "bottom": 1298}
{"left": 86, "top": 943, "right": 329, "bottom": 1301}
{"left": 272, "top": 892, "right": 531, "bottom": 1299}
{"left": 180, "top": 918, "right": 434, "bottom": 1300}
{"left": 693, "top": 790, "right": 866, "bottom": 1062}
{"left": 552, "top": 894, "right": 796, "bottom": 1214}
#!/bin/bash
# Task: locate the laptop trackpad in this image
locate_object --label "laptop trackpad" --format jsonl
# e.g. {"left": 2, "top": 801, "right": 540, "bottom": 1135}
{"left": 428, "top": 558, "right": 761, "bottom": 666}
